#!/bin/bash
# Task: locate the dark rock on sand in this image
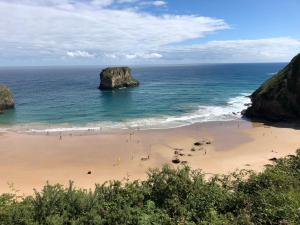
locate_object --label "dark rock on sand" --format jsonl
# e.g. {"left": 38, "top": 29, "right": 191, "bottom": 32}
{"left": 99, "top": 67, "right": 139, "bottom": 90}
{"left": 269, "top": 157, "right": 278, "bottom": 162}
{"left": 172, "top": 158, "right": 181, "bottom": 164}
{"left": 243, "top": 53, "right": 300, "bottom": 121}
{"left": 194, "top": 142, "right": 202, "bottom": 146}
{"left": 0, "top": 85, "right": 15, "bottom": 113}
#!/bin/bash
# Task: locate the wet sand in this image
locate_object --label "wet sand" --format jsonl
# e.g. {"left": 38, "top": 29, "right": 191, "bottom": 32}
{"left": 1, "top": 120, "right": 300, "bottom": 195}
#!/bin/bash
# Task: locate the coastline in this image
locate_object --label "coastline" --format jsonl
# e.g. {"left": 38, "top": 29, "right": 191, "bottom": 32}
{"left": 1, "top": 119, "right": 300, "bottom": 195}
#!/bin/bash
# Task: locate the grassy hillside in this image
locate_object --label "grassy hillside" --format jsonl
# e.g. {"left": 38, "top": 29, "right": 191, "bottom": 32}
{"left": 1, "top": 150, "right": 300, "bottom": 225}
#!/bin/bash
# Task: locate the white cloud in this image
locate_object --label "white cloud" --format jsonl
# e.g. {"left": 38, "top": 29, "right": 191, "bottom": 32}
{"left": 1, "top": 0, "right": 75, "bottom": 8}
{"left": 125, "top": 54, "right": 138, "bottom": 59}
{"left": 143, "top": 52, "right": 163, "bottom": 58}
{"left": 0, "top": 0, "right": 228, "bottom": 64}
{"left": 117, "top": 0, "right": 139, "bottom": 3}
{"left": 138, "top": 1, "right": 167, "bottom": 8}
{"left": 0, "top": 0, "right": 163, "bottom": 9}
{"left": 0, "top": 1, "right": 299, "bottom": 65}
{"left": 105, "top": 53, "right": 118, "bottom": 59}
{"left": 101, "top": 37, "right": 300, "bottom": 63}
{"left": 159, "top": 37, "right": 300, "bottom": 63}
{"left": 91, "top": 0, "right": 115, "bottom": 7}
{"left": 152, "top": 1, "right": 166, "bottom": 7}
{"left": 124, "top": 52, "right": 163, "bottom": 59}
{"left": 66, "top": 50, "right": 95, "bottom": 58}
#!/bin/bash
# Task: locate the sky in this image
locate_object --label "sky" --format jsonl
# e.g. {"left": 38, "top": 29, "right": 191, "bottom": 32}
{"left": 0, "top": 0, "right": 300, "bottom": 66}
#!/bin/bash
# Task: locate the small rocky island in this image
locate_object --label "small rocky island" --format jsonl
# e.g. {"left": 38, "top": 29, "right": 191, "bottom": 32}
{"left": 99, "top": 67, "right": 139, "bottom": 90}
{"left": 0, "top": 84, "right": 15, "bottom": 113}
{"left": 244, "top": 53, "right": 300, "bottom": 121}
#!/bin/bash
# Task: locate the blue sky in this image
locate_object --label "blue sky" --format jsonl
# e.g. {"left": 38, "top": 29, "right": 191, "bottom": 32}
{"left": 0, "top": 0, "right": 299, "bottom": 66}
{"left": 173, "top": 0, "right": 300, "bottom": 41}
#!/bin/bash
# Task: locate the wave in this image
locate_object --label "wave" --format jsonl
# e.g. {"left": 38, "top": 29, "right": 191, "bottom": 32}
{"left": 268, "top": 72, "right": 278, "bottom": 76}
{"left": 3, "top": 94, "right": 251, "bottom": 134}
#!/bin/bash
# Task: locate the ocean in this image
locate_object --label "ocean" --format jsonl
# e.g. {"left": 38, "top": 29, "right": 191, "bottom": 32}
{"left": 0, "top": 63, "right": 285, "bottom": 132}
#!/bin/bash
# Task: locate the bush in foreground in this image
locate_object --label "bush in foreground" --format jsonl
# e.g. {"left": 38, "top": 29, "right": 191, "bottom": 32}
{"left": 1, "top": 150, "right": 300, "bottom": 225}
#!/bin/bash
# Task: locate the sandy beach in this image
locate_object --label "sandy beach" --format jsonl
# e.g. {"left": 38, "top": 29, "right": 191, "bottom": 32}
{"left": 1, "top": 120, "right": 300, "bottom": 195}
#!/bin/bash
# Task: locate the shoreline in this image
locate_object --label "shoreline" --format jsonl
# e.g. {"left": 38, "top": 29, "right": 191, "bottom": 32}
{"left": 1, "top": 119, "right": 300, "bottom": 195}
{"left": 0, "top": 118, "right": 245, "bottom": 136}
{"left": 0, "top": 119, "right": 242, "bottom": 135}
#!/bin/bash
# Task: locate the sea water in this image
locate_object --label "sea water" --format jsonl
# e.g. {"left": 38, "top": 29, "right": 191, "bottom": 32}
{"left": 0, "top": 63, "right": 286, "bottom": 132}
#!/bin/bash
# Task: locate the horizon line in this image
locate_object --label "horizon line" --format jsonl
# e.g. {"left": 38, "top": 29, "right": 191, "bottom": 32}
{"left": 0, "top": 61, "right": 289, "bottom": 69}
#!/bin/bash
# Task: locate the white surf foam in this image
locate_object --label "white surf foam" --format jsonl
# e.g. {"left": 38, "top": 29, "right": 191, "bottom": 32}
{"left": 0, "top": 127, "right": 8, "bottom": 132}
{"left": 268, "top": 72, "right": 278, "bottom": 76}
{"left": 124, "top": 93, "right": 251, "bottom": 130}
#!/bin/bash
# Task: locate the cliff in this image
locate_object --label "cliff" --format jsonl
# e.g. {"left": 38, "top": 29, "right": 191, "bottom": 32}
{"left": 244, "top": 53, "right": 300, "bottom": 121}
{"left": 99, "top": 67, "right": 139, "bottom": 90}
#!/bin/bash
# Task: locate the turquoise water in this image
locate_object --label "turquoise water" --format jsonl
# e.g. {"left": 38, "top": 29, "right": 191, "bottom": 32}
{"left": 0, "top": 63, "right": 285, "bottom": 131}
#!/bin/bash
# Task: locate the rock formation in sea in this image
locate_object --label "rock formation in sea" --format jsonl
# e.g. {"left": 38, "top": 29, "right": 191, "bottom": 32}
{"left": 243, "top": 53, "right": 300, "bottom": 121}
{"left": 0, "top": 85, "right": 15, "bottom": 113}
{"left": 99, "top": 67, "right": 139, "bottom": 90}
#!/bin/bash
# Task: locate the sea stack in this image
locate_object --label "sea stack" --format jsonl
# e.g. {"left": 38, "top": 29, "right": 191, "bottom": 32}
{"left": 99, "top": 67, "right": 139, "bottom": 90}
{"left": 0, "top": 85, "right": 15, "bottom": 113}
{"left": 243, "top": 53, "right": 300, "bottom": 121}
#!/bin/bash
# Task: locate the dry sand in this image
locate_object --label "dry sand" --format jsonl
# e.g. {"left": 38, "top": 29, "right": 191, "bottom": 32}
{"left": 0, "top": 120, "right": 300, "bottom": 195}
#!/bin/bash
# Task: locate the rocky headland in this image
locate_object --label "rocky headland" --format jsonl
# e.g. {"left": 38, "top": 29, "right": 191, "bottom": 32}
{"left": 99, "top": 67, "right": 139, "bottom": 90}
{"left": 243, "top": 53, "right": 300, "bottom": 121}
{"left": 0, "top": 85, "right": 15, "bottom": 113}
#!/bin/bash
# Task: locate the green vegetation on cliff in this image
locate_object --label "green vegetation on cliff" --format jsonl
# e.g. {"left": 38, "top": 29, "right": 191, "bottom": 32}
{"left": 244, "top": 53, "right": 300, "bottom": 121}
{"left": 1, "top": 150, "right": 300, "bottom": 225}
